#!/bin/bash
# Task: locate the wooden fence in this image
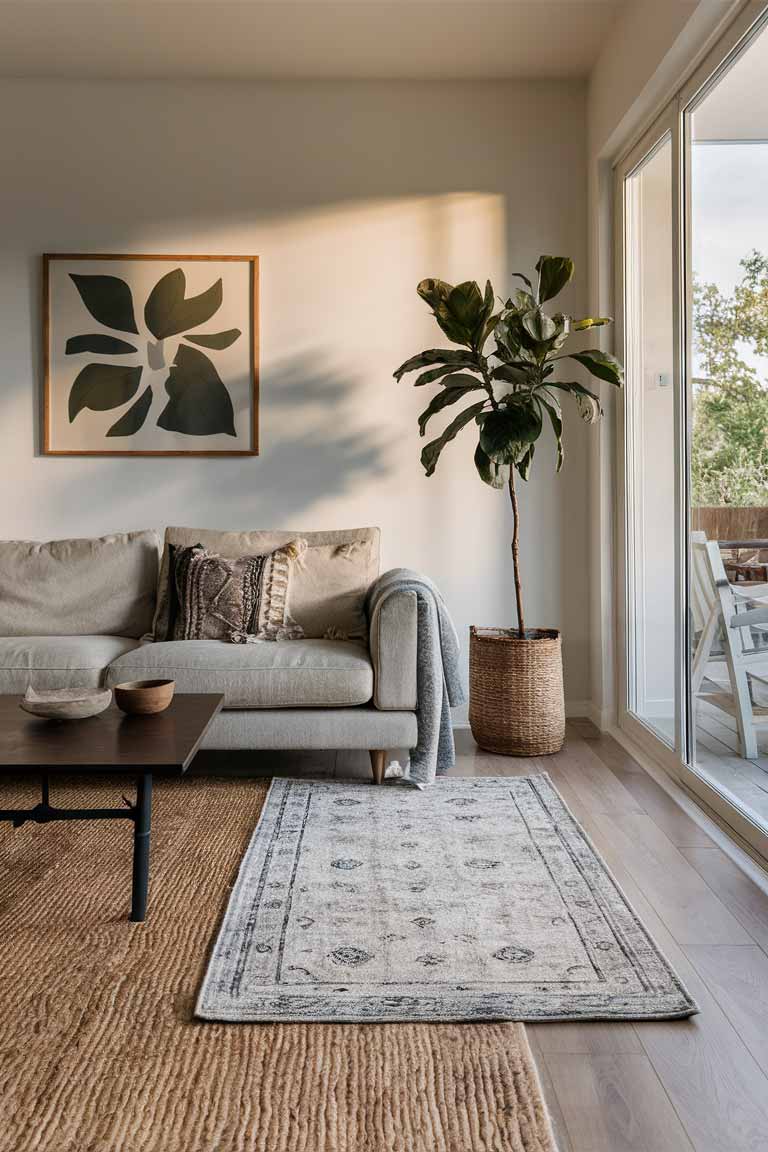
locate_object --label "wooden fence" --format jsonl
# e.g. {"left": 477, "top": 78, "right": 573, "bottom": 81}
{"left": 691, "top": 506, "right": 768, "bottom": 542}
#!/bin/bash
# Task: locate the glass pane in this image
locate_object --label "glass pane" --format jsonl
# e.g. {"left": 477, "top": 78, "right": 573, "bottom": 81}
{"left": 688, "top": 20, "right": 768, "bottom": 829}
{"left": 624, "top": 135, "right": 676, "bottom": 745}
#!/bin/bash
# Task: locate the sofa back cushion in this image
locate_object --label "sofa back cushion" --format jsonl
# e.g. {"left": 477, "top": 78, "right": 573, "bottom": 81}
{"left": 153, "top": 527, "right": 380, "bottom": 642}
{"left": 0, "top": 530, "right": 161, "bottom": 638}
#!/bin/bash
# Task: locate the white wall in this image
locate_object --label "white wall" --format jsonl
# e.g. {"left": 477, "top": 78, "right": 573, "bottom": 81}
{"left": 0, "top": 78, "right": 591, "bottom": 705}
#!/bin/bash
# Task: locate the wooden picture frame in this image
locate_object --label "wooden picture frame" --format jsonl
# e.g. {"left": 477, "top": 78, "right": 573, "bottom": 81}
{"left": 43, "top": 253, "right": 259, "bottom": 456}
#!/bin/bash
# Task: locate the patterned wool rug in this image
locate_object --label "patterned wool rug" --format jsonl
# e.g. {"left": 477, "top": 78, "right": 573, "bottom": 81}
{"left": 197, "top": 775, "right": 696, "bottom": 1023}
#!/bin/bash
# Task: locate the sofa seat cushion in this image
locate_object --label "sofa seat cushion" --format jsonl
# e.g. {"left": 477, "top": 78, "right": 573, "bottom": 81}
{"left": 105, "top": 639, "right": 374, "bottom": 709}
{"left": 0, "top": 635, "right": 141, "bottom": 693}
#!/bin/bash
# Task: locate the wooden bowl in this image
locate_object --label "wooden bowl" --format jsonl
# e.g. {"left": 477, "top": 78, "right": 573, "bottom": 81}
{"left": 113, "top": 679, "right": 175, "bottom": 715}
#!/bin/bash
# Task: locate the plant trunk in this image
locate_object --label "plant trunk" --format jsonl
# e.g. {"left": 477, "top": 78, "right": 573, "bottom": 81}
{"left": 508, "top": 472, "right": 525, "bottom": 637}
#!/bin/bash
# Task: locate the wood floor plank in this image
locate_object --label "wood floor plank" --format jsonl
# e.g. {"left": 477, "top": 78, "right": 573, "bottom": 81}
{"left": 542, "top": 1053, "right": 694, "bottom": 1152}
{"left": 538, "top": 735, "right": 645, "bottom": 817}
{"left": 525, "top": 1027, "right": 575, "bottom": 1152}
{"left": 583, "top": 732, "right": 647, "bottom": 775}
{"left": 528, "top": 1021, "right": 642, "bottom": 1055}
{"left": 586, "top": 810, "right": 753, "bottom": 948}
{"left": 681, "top": 846, "right": 768, "bottom": 954}
{"left": 604, "top": 766, "right": 713, "bottom": 848}
{"left": 686, "top": 945, "right": 768, "bottom": 1079}
{"left": 569, "top": 814, "right": 768, "bottom": 1152}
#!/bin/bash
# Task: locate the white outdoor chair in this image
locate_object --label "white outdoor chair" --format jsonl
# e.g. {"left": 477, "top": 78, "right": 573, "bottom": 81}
{"left": 691, "top": 530, "right": 768, "bottom": 758}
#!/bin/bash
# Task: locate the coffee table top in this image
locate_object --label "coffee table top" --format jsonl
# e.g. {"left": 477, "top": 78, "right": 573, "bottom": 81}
{"left": 0, "top": 693, "right": 223, "bottom": 773}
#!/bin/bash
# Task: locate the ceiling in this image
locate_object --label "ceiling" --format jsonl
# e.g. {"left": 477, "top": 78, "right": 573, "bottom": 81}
{"left": 0, "top": 0, "right": 627, "bottom": 81}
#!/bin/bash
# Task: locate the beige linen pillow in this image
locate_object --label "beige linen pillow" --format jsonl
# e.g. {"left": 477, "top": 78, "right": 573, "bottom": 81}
{"left": 0, "top": 529, "right": 161, "bottom": 638}
{"left": 152, "top": 527, "right": 379, "bottom": 642}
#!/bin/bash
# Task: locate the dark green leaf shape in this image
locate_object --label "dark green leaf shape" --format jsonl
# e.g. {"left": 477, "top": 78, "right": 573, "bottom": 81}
{"left": 447, "top": 281, "right": 484, "bottom": 330}
{"left": 537, "top": 394, "right": 564, "bottom": 471}
{"left": 69, "top": 274, "right": 138, "bottom": 334}
{"left": 157, "top": 344, "right": 236, "bottom": 437}
{"left": 545, "top": 381, "right": 602, "bottom": 422}
{"left": 535, "top": 256, "right": 574, "bottom": 304}
{"left": 479, "top": 404, "right": 542, "bottom": 464}
{"left": 184, "top": 328, "right": 241, "bottom": 350}
{"left": 418, "top": 382, "right": 485, "bottom": 436}
{"left": 564, "top": 347, "right": 624, "bottom": 386}
{"left": 492, "top": 363, "right": 531, "bottom": 387}
{"left": 512, "top": 272, "right": 533, "bottom": 292}
{"left": 417, "top": 278, "right": 453, "bottom": 311}
{"left": 394, "top": 348, "right": 478, "bottom": 382}
{"left": 474, "top": 441, "right": 509, "bottom": 489}
{"left": 416, "top": 278, "right": 474, "bottom": 347}
{"left": 106, "top": 385, "right": 153, "bottom": 437}
{"left": 69, "top": 363, "right": 143, "bottom": 422}
{"left": 516, "top": 442, "right": 535, "bottom": 480}
{"left": 421, "top": 400, "right": 486, "bottom": 477}
{"left": 65, "top": 333, "right": 138, "bottom": 356}
{"left": 144, "top": 269, "right": 223, "bottom": 340}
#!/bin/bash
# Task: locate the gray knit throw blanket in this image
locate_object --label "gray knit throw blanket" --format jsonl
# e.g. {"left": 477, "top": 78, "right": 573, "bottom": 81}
{"left": 365, "top": 568, "right": 466, "bottom": 787}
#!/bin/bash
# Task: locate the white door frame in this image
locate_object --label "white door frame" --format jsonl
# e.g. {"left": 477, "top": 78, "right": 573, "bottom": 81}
{"left": 613, "top": 0, "right": 768, "bottom": 862}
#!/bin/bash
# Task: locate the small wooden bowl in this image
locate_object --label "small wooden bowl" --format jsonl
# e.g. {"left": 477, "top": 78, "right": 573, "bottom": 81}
{"left": 113, "top": 679, "right": 175, "bottom": 715}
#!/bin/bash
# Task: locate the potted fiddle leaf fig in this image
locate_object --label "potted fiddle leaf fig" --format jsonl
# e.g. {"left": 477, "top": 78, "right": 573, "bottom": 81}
{"left": 394, "top": 256, "right": 623, "bottom": 755}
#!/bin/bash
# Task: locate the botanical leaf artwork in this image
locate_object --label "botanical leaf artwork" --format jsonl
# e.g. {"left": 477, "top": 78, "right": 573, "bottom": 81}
{"left": 65, "top": 267, "right": 242, "bottom": 438}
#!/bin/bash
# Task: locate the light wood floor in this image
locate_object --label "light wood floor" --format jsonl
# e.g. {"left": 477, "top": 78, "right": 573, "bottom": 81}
{"left": 202, "top": 721, "right": 768, "bottom": 1152}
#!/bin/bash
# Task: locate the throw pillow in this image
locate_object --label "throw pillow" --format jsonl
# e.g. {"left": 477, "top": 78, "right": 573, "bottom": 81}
{"left": 169, "top": 541, "right": 305, "bottom": 643}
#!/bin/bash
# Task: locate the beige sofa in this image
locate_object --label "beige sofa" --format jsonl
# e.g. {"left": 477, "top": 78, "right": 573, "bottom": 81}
{"left": 0, "top": 528, "right": 418, "bottom": 781}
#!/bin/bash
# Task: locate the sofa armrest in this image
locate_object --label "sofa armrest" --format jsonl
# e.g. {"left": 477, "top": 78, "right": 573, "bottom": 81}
{"left": 369, "top": 589, "right": 418, "bottom": 710}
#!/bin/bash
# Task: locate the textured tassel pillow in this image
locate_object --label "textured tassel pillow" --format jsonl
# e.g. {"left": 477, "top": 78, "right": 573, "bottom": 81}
{"left": 169, "top": 540, "right": 306, "bottom": 643}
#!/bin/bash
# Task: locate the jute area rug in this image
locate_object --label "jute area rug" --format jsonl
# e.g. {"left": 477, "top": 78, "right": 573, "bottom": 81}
{"left": 198, "top": 775, "right": 696, "bottom": 1024}
{"left": 0, "top": 775, "right": 555, "bottom": 1152}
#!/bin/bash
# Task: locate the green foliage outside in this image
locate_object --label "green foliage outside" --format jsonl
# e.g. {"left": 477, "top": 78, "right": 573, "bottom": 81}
{"left": 692, "top": 251, "right": 768, "bottom": 506}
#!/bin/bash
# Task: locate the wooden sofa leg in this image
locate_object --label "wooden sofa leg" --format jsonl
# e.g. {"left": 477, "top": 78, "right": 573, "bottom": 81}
{"left": 369, "top": 749, "right": 386, "bottom": 785}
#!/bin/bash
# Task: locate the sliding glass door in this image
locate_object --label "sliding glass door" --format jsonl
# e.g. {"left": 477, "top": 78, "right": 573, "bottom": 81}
{"left": 617, "top": 2, "right": 768, "bottom": 858}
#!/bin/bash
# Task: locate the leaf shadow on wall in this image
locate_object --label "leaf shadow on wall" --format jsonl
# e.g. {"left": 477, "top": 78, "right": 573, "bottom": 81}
{"left": 38, "top": 354, "right": 392, "bottom": 529}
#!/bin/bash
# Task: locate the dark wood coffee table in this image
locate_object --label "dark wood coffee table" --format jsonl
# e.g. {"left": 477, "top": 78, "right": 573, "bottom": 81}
{"left": 0, "top": 693, "right": 223, "bottom": 922}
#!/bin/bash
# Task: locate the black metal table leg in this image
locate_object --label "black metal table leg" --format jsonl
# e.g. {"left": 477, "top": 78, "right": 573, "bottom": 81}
{"left": 130, "top": 771, "right": 152, "bottom": 923}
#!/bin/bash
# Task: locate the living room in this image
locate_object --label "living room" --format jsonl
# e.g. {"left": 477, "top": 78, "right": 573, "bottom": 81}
{"left": 1, "top": 2, "right": 767, "bottom": 1150}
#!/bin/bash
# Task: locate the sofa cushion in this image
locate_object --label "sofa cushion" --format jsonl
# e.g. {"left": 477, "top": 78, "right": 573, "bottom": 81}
{"left": 0, "top": 635, "right": 141, "bottom": 693}
{"left": 0, "top": 530, "right": 161, "bottom": 638}
{"left": 152, "top": 527, "right": 379, "bottom": 643}
{"left": 105, "top": 639, "right": 374, "bottom": 709}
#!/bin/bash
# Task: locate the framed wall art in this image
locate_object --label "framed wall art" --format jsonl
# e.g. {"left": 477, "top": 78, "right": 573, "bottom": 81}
{"left": 43, "top": 253, "right": 258, "bottom": 456}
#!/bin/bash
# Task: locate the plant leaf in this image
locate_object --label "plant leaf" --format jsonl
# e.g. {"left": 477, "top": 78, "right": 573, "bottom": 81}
{"left": 184, "top": 328, "right": 241, "bottom": 350}
{"left": 157, "top": 344, "right": 236, "bottom": 436}
{"left": 413, "top": 364, "right": 482, "bottom": 388}
{"left": 65, "top": 333, "right": 138, "bottom": 356}
{"left": 535, "top": 256, "right": 574, "bottom": 304}
{"left": 479, "top": 404, "right": 542, "bottom": 463}
{"left": 474, "top": 441, "right": 509, "bottom": 489}
{"left": 516, "top": 442, "right": 535, "bottom": 480}
{"left": 545, "top": 381, "right": 602, "bottom": 422}
{"left": 537, "top": 394, "right": 564, "bottom": 470}
{"left": 563, "top": 347, "right": 624, "bottom": 386}
{"left": 417, "top": 278, "right": 453, "bottom": 310}
{"left": 418, "top": 382, "right": 485, "bottom": 436}
{"left": 394, "top": 348, "right": 478, "bottom": 381}
{"left": 69, "top": 274, "right": 138, "bottom": 334}
{"left": 492, "top": 363, "right": 531, "bottom": 387}
{"left": 522, "top": 308, "right": 558, "bottom": 343}
{"left": 447, "top": 281, "right": 484, "bottom": 330}
{"left": 144, "top": 269, "right": 223, "bottom": 340}
{"left": 573, "top": 316, "right": 612, "bottom": 331}
{"left": 69, "top": 363, "right": 143, "bottom": 422}
{"left": 106, "top": 385, "right": 153, "bottom": 436}
{"left": 512, "top": 272, "right": 533, "bottom": 291}
{"left": 420, "top": 400, "right": 486, "bottom": 477}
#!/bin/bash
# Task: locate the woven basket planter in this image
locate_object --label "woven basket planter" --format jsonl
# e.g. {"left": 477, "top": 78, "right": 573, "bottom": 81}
{"left": 469, "top": 626, "right": 565, "bottom": 756}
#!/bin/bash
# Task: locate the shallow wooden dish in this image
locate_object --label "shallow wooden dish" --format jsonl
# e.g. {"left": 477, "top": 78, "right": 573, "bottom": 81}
{"left": 113, "top": 679, "right": 175, "bottom": 715}
{"left": 20, "top": 686, "right": 112, "bottom": 720}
